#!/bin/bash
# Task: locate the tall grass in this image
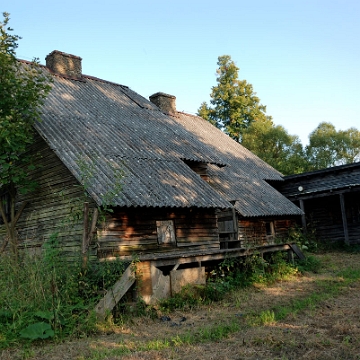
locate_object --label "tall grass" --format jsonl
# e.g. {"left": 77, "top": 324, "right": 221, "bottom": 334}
{"left": 0, "top": 236, "right": 129, "bottom": 349}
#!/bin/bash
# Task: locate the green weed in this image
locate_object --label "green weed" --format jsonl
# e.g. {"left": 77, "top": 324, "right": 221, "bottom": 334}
{"left": 296, "top": 255, "right": 322, "bottom": 273}
{"left": 160, "top": 253, "right": 299, "bottom": 312}
{"left": 0, "top": 240, "right": 129, "bottom": 349}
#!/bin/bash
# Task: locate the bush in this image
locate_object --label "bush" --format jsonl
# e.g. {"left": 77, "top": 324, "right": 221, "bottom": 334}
{"left": 296, "top": 255, "right": 321, "bottom": 274}
{"left": 160, "top": 253, "right": 299, "bottom": 312}
{"left": 288, "top": 225, "right": 318, "bottom": 252}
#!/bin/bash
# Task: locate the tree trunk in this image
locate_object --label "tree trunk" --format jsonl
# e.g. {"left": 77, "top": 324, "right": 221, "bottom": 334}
{"left": 0, "top": 186, "right": 27, "bottom": 258}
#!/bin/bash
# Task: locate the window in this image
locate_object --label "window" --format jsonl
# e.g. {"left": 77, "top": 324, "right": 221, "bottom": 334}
{"left": 265, "top": 221, "right": 275, "bottom": 244}
{"left": 218, "top": 209, "right": 240, "bottom": 249}
{"left": 265, "top": 222, "right": 274, "bottom": 236}
{"left": 156, "top": 220, "right": 176, "bottom": 245}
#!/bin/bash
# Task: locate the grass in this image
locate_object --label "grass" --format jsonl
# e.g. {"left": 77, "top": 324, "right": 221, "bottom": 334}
{"left": 0, "top": 243, "right": 130, "bottom": 349}
{"left": 248, "top": 273, "right": 358, "bottom": 325}
{"left": 2, "top": 250, "right": 360, "bottom": 360}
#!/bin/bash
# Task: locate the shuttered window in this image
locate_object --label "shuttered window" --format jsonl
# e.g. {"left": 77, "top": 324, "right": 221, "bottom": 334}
{"left": 156, "top": 220, "right": 176, "bottom": 245}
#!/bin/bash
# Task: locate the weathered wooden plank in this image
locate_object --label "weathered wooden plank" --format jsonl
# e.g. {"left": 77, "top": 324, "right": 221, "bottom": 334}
{"left": 177, "top": 240, "right": 220, "bottom": 247}
{"left": 99, "top": 244, "right": 161, "bottom": 252}
{"left": 98, "top": 234, "right": 158, "bottom": 242}
{"left": 288, "top": 243, "right": 306, "bottom": 260}
{"left": 94, "top": 265, "right": 135, "bottom": 319}
{"left": 98, "top": 230, "right": 157, "bottom": 237}
{"left": 97, "top": 239, "right": 158, "bottom": 246}
{"left": 176, "top": 229, "right": 218, "bottom": 236}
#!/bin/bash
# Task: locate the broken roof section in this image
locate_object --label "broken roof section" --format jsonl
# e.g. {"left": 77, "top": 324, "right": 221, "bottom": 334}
{"left": 34, "top": 50, "right": 302, "bottom": 217}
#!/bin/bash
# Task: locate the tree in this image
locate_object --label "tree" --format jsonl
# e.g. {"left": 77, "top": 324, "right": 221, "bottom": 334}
{"left": 241, "top": 118, "right": 310, "bottom": 175}
{"left": 0, "top": 12, "right": 52, "bottom": 257}
{"left": 306, "top": 122, "right": 360, "bottom": 170}
{"left": 197, "top": 55, "right": 270, "bottom": 142}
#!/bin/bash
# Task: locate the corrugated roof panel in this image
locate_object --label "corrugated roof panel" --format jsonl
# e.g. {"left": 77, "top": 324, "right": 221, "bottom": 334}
{"left": 34, "top": 71, "right": 301, "bottom": 216}
{"left": 207, "top": 164, "right": 303, "bottom": 217}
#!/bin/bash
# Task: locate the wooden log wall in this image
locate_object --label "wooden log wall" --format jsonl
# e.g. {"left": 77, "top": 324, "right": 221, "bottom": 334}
{"left": 97, "top": 207, "right": 219, "bottom": 258}
{"left": 302, "top": 192, "right": 360, "bottom": 245}
{"left": 0, "top": 135, "right": 96, "bottom": 259}
{"left": 238, "top": 218, "right": 296, "bottom": 248}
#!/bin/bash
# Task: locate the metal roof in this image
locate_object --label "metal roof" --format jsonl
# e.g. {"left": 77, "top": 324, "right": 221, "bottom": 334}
{"left": 35, "top": 70, "right": 302, "bottom": 216}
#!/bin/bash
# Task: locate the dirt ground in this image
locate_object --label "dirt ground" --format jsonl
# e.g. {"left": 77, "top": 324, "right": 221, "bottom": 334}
{"left": 2, "top": 251, "right": 360, "bottom": 360}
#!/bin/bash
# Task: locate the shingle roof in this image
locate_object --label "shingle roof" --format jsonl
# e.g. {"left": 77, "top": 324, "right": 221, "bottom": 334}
{"left": 35, "top": 68, "right": 302, "bottom": 217}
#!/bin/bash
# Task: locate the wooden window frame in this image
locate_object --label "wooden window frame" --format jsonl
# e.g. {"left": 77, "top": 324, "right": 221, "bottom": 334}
{"left": 265, "top": 221, "right": 275, "bottom": 243}
{"left": 156, "top": 220, "right": 176, "bottom": 246}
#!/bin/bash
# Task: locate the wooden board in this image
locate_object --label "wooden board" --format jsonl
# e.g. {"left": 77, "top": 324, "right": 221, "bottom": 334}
{"left": 94, "top": 265, "right": 135, "bottom": 319}
{"left": 289, "top": 243, "right": 306, "bottom": 260}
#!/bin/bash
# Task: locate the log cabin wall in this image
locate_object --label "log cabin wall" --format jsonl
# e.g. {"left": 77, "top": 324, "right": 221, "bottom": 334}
{"left": 0, "top": 135, "right": 96, "bottom": 258}
{"left": 97, "top": 207, "right": 219, "bottom": 258}
{"left": 238, "top": 218, "right": 296, "bottom": 248}
{"left": 278, "top": 163, "right": 360, "bottom": 246}
{"left": 298, "top": 192, "right": 360, "bottom": 245}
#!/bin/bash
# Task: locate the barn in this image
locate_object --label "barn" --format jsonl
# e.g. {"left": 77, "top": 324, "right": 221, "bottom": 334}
{"left": 277, "top": 162, "right": 360, "bottom": 246}
{"left": 0, "top": 51, "right": 303, "bottom": 305}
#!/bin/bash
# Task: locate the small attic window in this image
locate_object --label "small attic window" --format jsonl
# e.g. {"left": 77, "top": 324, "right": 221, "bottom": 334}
{"left": 183, "top": 160, "right": 209, "bottom": 182}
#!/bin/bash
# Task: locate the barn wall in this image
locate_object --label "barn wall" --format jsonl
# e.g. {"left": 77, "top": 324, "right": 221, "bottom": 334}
{"left": 0, "top": 135, "right": 96, "bottom": 258}
{"left": 300, "top": 192, "right": 360, "bottom": 245}
{"left": 97, "top": 207, "right": 219, "bottom": 258}
{"left": 238, "top": 218, "right": 296, "bottom": 248}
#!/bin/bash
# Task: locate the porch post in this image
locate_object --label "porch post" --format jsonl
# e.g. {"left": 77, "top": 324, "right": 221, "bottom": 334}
{"left": 339, "top": 193, "right": 350, "bottom": 245}
{"left": 299, "top": 199, "right": 307, "bottom": 234}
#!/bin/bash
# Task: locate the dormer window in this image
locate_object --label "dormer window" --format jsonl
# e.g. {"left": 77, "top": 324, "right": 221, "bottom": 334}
{"left": 183, "top": 160, "right": 209, "bottom": 182}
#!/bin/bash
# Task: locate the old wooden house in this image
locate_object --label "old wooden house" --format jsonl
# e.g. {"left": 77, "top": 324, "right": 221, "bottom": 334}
{"left": 0, "top": 51, "right": 303, "bottom": 304}
{"left": 277, "top": 163, "right": 360, "bottom": 246}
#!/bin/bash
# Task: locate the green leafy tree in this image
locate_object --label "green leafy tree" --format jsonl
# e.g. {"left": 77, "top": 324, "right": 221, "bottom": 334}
{"left": 338, "top": 127, "right": 360, "bottom": 164}
{"left": 242, "top": 118, "right": 310, "bottom": 175}
{"left": 306, "top": 122, "right": 360, "bottom": 170}
{"left": 197, "top": 55, "right": 270, "bottom": 142}
{"left": 0, "top": 12, "right": 52, "bottom": 257}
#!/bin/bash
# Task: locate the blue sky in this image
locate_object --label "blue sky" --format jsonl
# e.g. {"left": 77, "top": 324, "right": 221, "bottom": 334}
{"left": 5, "top": 0, "right": 360, "bottom": 145}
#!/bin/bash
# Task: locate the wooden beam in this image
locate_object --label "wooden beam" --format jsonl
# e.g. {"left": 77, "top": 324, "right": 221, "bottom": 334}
{"left": 139, "top": 244, "right": 293, "bottom": 267}
{"left": 299, "top": 199, "right": 307, "bottom": 234}
{"left": 81, "top": 202, "right": 90, "bottom": 270}
{"left": 288, "top": 243, "right": 306, "bottom": 261}
{"left": 88, "top": 208, "right": 99, "bottom": 245}
{"left": 339, "top": 193, "right": 350, "bottom": 245}
{"left": 232, "top": 207, "right": 238, "bottom": 240}
{"left": 94, "top": 265, "right": 135, "bottom": 319}
{"left": 82, "top": 202, "right": 89, "bottom": 254}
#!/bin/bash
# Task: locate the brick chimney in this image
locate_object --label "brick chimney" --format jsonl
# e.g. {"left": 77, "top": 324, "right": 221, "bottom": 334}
{"left": 45, "top": 50, "right": 82, "bottom": 80}
{"left": 149, "top": 92, "right": 176, "bottom": 116}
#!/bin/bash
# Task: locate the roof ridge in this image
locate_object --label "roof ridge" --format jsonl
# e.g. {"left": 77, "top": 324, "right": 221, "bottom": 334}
{"left": 18, "top": 59, "right": 130, "bottom": 87}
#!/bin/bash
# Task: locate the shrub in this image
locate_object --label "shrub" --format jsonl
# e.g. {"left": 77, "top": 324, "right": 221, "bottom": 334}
{"left": 296, "top": 255, "right": 321, "bottom": 274}
{"left": 160, "top": 253, "right": 299, "bottom": 312}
